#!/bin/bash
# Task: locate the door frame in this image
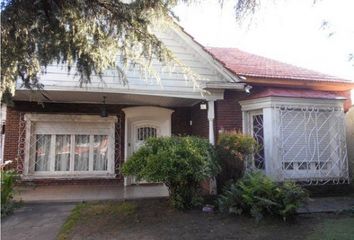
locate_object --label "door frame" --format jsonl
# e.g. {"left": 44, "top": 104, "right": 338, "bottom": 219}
{"left": 122, "top": 106, "right": 174, "bottom": 186}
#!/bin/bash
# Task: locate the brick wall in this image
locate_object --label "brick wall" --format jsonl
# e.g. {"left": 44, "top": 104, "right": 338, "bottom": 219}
{"left": 189, "top": 91, "right": 247, "bottom": 141}
{"left": 4, "top": 102, "right": 192, "bottom": 182}
{"left": 171, "top": 107, "right": 191, "bottom": 136}
{"left": 3, "top": 107, "right": 21, "bottom": 168}
{"left": 215, "top": 90, "right": 247, "bottom": 137}
{"left": 190, "top": 102, "right": 209, "bottom": 138}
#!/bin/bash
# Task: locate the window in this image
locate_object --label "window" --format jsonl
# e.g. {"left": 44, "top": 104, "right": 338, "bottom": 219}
{"left": 25, "top": 114, "right": 117, "bottom": 178}
{"left": 245, "top": 111, "right": 265, "bottom": 170}
{"left": 55, "top": 135, "right": 71, "bottom": 171}
{"left": 137, "top": 127, "right": 157, "bottom": 141}
{"left": 93, "top": 135, "right": 108, "bottom": 171}
{"left": 252, "top": 114, "right": 265, "bottom": 170}
{"left": 240, "top": 97, "right": 349, "bottom": 184}
{"left": 35, "top": 134, "right": 51, "bottom": 171}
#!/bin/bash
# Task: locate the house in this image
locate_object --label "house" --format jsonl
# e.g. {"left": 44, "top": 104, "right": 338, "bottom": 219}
{"left": 3, "top": 24, "right": 354, "bottom": 188}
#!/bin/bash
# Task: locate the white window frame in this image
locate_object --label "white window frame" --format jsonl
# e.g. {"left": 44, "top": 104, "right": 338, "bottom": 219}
{"left": 240, "top": 96, "right": 348, "bottom": 183}
{"left": 23, "top": 114, "right": 117, "bottom": 179}
{"left": 244, "top": 110, "right": 265, "bottom": 171}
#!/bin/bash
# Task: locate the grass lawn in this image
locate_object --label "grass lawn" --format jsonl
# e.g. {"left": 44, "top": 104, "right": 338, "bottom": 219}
{"left": 57, "top": 199, "right": 354, "bottom": 240}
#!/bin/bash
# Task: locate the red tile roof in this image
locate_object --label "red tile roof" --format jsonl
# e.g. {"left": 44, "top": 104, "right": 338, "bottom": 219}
{"left": 206, "top": 47, "right": 353, "bottom": 83}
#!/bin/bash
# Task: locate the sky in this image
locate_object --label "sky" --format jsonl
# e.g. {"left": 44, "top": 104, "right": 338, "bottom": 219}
{"left": 174, "top": 0, "right": 354, "bottom": 99}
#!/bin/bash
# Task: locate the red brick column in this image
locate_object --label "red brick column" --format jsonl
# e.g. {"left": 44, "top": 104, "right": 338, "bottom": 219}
{"left": 3, "top": 107, "right": 23, "bottom": 172}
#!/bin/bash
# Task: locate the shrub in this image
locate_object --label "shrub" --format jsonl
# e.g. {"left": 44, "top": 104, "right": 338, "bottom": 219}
{"left": 217, "top": 171, "right": 308, "bottom": 222}
{"left": 216, "top": 131, "right": 258, "bottom": 191}
{"left": 122, "top": 136, "right": 220, "bottom": 209}
{"left": 1, "top": 169, "right": 18, "bottom": 217}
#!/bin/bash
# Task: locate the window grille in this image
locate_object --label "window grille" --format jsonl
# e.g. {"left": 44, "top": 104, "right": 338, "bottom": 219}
{"left": 137, "top": 127, "right": 157, "bottom": 141}
{"left": 16, "top": 113, "right": 121, "bottom": 178}
{"left": 276, "top": 106, "right": 349, "bottom": 184}
{"left": 252, "top": 114, "right": 265, "bottom": 170}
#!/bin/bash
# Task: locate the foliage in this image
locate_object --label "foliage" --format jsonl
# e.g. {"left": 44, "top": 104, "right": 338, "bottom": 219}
{"left": 1, "top": 0, "right": 205, "bottom": 102}
{"left": 218, "top": 171, "right": 308, "bottom": 222}
{"left": 122, "top": 136, "right": 220, "bottom": 209}
{"left": 216, "top": 131, "right": 258, "bottom": 191}
{"left": 1, "top": 169, "right": 19, "bottom": 217}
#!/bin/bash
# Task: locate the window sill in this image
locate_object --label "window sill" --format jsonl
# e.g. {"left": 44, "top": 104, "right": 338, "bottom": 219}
{"left": 21, "top": 173, "right": 116, "bottom": 180}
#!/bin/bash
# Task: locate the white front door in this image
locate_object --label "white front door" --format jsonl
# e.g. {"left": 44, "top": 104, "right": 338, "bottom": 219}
{"left": 122, "top": 106, "right": 174, "bottom": 186}
{"left": 133, "top": 124, "right": 160, "bottom": 153}
{"left": 130, "top": 122, "right": 161, "bottom": 184}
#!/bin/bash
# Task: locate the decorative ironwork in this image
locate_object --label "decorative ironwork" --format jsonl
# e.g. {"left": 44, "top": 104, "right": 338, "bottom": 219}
{"left": 252, "top": 114, "right": 265, "bottom": 170}
{"left": 16, "top": 113, "right": 122, "bottom": 178}
{"left": 115, "top": 113, "right": 122, "bottom": 175}
{"left": 16, "top": 112, "right": 27, "bottom": 173}
{"left": 137, "top": 127, "right": 157, "bottom": 141}
{"left": 276, "top": 105, "right": 349, "bottom": 185}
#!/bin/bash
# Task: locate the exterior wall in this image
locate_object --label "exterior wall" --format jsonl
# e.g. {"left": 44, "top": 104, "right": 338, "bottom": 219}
{"left": 18, "top": 27, "right": 232, "bottom": 99}
{"left": 336, "top": 90, "right": 352, "bottom": 112}
{"left": 3, "top": 101, "right": 191, "bottom": 183}
{"left": 3, "top": 107, "right": 21, "bottom": 168}
{"left": 191, "top": 102, "right": 208, "bottom": 138}
{"left": 215, "top": 90, "right": 247, "bottom": 135}
{"left": 171, "top": 107, "right": 191, "bottom": 136}
{"left": 190, "top": 90, "right": 247, "bottom": 141}
{"left": 345, "top": 106, "right": 354, "bottom": 180}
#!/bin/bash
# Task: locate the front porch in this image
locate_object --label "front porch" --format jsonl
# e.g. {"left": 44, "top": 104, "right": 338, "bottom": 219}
{"left": 14, "top": 183, "right": 169, "bottom": 203}
{"left": 8, "top": 85, "right": 238, "bottom": 184}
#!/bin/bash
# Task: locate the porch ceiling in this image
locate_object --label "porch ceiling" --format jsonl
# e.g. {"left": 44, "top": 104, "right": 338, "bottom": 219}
{"left": 13, "top": 89, "right": 205, "bottom": 107}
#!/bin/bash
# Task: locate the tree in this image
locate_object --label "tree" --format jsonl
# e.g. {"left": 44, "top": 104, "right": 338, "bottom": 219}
{"left": 1, "top": 0, "right": 196, "bottom": 101}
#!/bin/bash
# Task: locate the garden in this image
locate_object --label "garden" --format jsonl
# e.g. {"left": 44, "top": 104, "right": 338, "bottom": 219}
{"left": 2, "top": 132, "right": 354, "bottom": 240}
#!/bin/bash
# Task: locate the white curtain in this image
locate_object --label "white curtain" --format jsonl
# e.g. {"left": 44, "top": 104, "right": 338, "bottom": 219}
{"left": 35, "top": 135, "right": 51, "bottom": 171}
{"left": 55, "top": 135, "right": 71, "bottom": 171}
{"left": 93, "top": 135, "right": 108, "bottom": 171}
{"left": 74, "top": 135, "right": 90, "bottom": 171}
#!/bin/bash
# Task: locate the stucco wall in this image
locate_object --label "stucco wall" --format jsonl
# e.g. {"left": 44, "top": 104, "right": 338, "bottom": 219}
{"left": 346, "top": 106, "right": 354, "bottom": 180}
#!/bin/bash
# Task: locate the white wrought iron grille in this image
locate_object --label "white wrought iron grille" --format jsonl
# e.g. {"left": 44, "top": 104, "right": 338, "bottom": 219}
{"left": 252, "top": 114, "right": 265, "bottom": 170}
{"left": 16, "top": 113, "right": 122, "bottom": 177}
{"left": 276, "top": 105, "right": 349, "bottom": 185}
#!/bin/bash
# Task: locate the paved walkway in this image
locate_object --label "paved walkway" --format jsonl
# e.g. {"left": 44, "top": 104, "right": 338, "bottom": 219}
{"left": 1, "top": 203, "right": 75, "bottom": 240}
{"left": 14, "top": 184, "right": 169, "bottom": 203}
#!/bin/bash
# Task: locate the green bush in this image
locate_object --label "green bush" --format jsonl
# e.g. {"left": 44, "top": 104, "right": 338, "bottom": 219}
{"left": 217, "top": 171, "right": 308, "bottom": 222}
{"left": 122, "top": 136, "right": 220, "bottom": 209}
{"left": 1, "top": 169, "right": 18, "bottom": 217}
{"left": 216, "top": 131, "right": 258, "bottom": 191}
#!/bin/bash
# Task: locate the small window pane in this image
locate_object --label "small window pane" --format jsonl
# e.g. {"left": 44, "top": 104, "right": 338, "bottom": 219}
{"left": 74, "top": 135, "right": 90, "bottom": 171}
{"left": 55, "top": 135, "right": 71, "bottom": 171}
{"left": 35, "top": 134, "right": 51, "bottom": 171}
{"left": 137, "top": 127, "right": 157, "bottom": 141}
{"left": 93, "top": 135, "right": 108, "bottom": 171}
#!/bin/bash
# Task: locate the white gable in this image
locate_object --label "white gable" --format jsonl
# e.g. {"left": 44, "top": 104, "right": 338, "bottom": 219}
{"left": 15, "top": 24, "right": 242, "bottom": 102}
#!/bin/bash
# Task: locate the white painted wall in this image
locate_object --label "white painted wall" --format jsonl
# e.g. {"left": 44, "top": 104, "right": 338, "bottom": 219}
{"left": 345, "top": 106, "right": 354, "bottom": 180}
{"left": 16, "top": 26, "right": 234, "bottom": 97}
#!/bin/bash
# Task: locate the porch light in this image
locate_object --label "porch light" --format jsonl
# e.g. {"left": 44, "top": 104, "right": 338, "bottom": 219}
{"left": 244, "top": 85, "right": 252, "bottom": 94}
{"left": 200, "top": 101, "right": 207, "bottom": 110}
{"left": 100, "top": 96, "right": 108, "bottom": 117}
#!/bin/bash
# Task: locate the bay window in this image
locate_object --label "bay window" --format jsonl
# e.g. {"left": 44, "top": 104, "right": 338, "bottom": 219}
{"left": 241, "top": 97, "right": 349, "bottom": 184}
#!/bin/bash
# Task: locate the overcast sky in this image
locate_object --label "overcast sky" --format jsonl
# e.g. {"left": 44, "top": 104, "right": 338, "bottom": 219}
{"left": 174, "top": 0, "right": 354, "bottom": 83}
